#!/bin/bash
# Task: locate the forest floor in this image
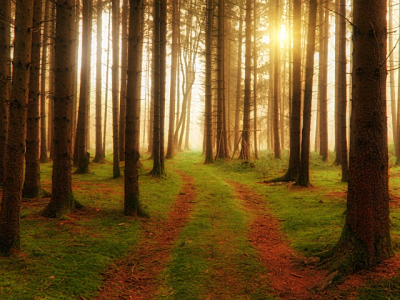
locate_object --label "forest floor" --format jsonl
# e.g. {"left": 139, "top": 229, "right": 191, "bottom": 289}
{"left": 2, "top": 150, "right": 400, "bottom": 299}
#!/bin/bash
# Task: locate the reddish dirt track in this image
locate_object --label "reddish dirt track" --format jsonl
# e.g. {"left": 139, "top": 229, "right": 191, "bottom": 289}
{"left": 95, "top": 171, "right": 196, "bottom": 300}
{"left": 231, "top": 181, "right": 400, "bottom": 299}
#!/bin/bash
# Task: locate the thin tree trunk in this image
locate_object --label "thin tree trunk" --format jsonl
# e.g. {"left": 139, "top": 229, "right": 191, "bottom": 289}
{"left": 253, "top": 0, "right": 258, "bottom": 159}
{"left": 273, "top": 0, "right": 281, "bottom": 159}
{"left": 396, "top": 1, "right": 400, "bottom": 165}
{"left": 339, "top": 0, "right": 348, "bottom": 182}
{"left": 240, "top": 0, "right": 251, "bottom": 160}
{"left": 103, "top": 11, "right": 111, "bottom": 157}
{"left": 319, "top": 0, "right": 329, "bottom": 161}
{"left": 75, "top": 0, "right": 92, "bottom": 174}
{"left": 0, "top": 0, "right": 11, "bottom": 184}
{"left": 389, "top": 0, "right": 397, "bottom": 151}
{"left": 234, "top": 7, "right": 243, "bottom": 150}
{"left": 23, "top": 0, "right": 48, "bottom": 198}
{"left": 204, "top": 0, "right": 214, "bottom": 164}
{"left": 334, "top": 0, "right": 341, "bottom": 165}
{"left": 119, "top": 0, "right": 129, "bottom": 162}
{"left": 94, "top": 0, "right": 103, "bottom": 162}
{"left": 112, "top": 0, "right": 121, "bottom": 178}
{"left": 296, "top": 0, "right": 317, "bottom": 187}
{"left": 166, "top": 0, "right": 179, "bottom": 159}
{"left": 40, "top": 0, "right": 50, "bottom": 163}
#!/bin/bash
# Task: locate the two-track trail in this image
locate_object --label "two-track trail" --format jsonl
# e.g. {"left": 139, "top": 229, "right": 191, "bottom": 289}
{"left": 96, "top": 171, "right": 196, "bottom": 300}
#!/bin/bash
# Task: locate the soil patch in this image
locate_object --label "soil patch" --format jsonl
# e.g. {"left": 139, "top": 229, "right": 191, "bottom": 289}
{"left": 230, "top": 181, "right": 400, "bottom": 299}
{"left": 95, "top": 171, "right": 196, "bottom": 300}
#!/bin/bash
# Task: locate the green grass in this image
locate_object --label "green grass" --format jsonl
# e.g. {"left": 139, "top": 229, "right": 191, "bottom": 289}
{"left": 155, "top": 152, "right": 273, "bottom": 299}
{"left": 0, "top": 156, "right": 181, "bottom": 300}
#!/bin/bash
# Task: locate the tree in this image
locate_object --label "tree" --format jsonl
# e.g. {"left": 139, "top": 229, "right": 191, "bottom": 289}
{"left": 0, "top": 0, "right": 10, "bottom": 185}
{"left": 240, "top": 0, "right": 252, "bottom": 161}
{"left": 204, "top": 0, "right": 214, "bottom": 164}
{"left": 124, "top": 0, "right": 147, "bottom": 216}
{"left": 119, "top": 0, "right": 128, "bottom": 162}
{"left": 40, "top": 0, "right": 51, "bottom": 163}
{"left": 318, "top": 0, "right": 329, "bottom": 161}
{"left": 334, "top": 0, "right": 341, "bottom": 165}
{"left": 296, "top": 0, "right": 317, "bottom": 187}
{"left": 323, "top": 0, "right": 391, "bottom": 273}
{"left": 270, "top": 0, "right": 301, "bottom": 182}
{"left": 253, "top": 0, "right": 258, "bottom": 159}
{"left": 166, "top": 0, "right": 179, "bottom": 159}
{"left": 234, "top": 7, "right": 243, "bottom": 151}
{"left": 273, "top": 0, "right": 281, "bottom": 159}
{"left": 75, "top": 0, "right": 92, "bottom": 174}
{"left": 338, "top": 0, "right": 348, "bottom": 182}
{"left": 23, "top": 0, "right": 49, "bottom": 198}
{"left": 112, "top": 0, "right": 121, "bottom": 178}
{"left": 389, "top": 0, "right": 397, "bottom": 152}
{"left": 42, "top": 0, "right": 82, "bottom": 218}
{"left": 150, "top": 0, "right": 166, "bottom": 176}
{"left": 0, "top": 0, "right": 33, "bottom": 255}
{"left": 94, "top": 0, "right": 104, "bottom": 162}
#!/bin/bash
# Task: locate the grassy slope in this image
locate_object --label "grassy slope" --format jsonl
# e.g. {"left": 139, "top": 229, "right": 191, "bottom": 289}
{"left": 0, "top": 157, "right": 181, "bottom": 300}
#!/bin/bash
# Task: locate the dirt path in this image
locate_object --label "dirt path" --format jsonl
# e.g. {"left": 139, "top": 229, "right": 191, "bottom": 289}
{"left": 96, "top": 171, "right": 196, "bottom": 300}
{"left": 230, "top": 181, "right": 400, "bottom": 299}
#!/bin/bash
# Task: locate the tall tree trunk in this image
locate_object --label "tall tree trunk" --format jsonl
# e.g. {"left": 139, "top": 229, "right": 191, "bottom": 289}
{"left": 94, "top": 0, "right": 103, "bottom": 162}
{"left": 326, "top": 0, "right": 391, "bottom": 273}
{"left": 216, "top": 0, "right": 227, "bottom": 159}
{"left": 71, "top": 0, "right": 80, "bottom": 155}
{"left": 396, "top": 1, "right": 400, "bottom": 165}
{"left": 119, "top": 0, "right": 129, "bottom": 162}
{"left": 0, "top": 0, "right": 11, "bottom": 184}
{"left": 48, "top": 3, "right": 56, "bottom": 159}
{"left": 296, "top": 0, "right": 317, "bottom": 187}
{"left": 23, "top": 0, "right": 48, "bottom": 198}
{"left": 334, "top": 0, "right": 341, "bottom": 165}
{"left": 112, "top": 0, "right": 121, "bottom": 178}
{"left": 240, "top": 0, "right": 251, "bottom": 160}
{"left": 75, "top": 0, "right": 92, "bottom": 174}
{"left": 339, "top": 0, "right": 348, "bottom": 182}
{"left": 0, "top": 0, "right": 33, "bottom": 255}
{"left": 103, "top": 11, "right": 111, "bottom": 157}
{"left": 253, "top": 0, "right": 258, "bottom": 159}
{"left": 273, "top": 0, "right": 281, "bottom": 159}
{"left": 40, "top": 0, "right": 50, "bottom": 163}
{"left": 150, "top": 0, "right": 166, "bottom": 176}
{"left": 166, "top": 0, "right": 179, "bottom": 159}
{"left": 389, "top": 0, "right": 397, "bottom": 151}
{"left": 234, "top": 7, "right": 243, "bottom": 151}
{"left": 124, "top": 0, "right": 146, "bottom": 216}
{"left": 319, "top": 0, "right": 329, "bottom": 161}
{"left": 275, "top": 0, "right": 301, "bottom": 182}
{"left": 204, "top": 0, "right": 214, "bottom": 164}
{"left": 42, "top": 0, "right": 81, "bottom": 218}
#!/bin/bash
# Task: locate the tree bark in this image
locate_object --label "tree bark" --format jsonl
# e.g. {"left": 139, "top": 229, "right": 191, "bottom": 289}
{"left": 112, "top": 0, "right": 121, "bottom": 178}
{"left": 94, "top": 0, "right": 103, "bottom": 162}
{"left": 339, "top": 0, "right": 348, "bottom": 182}
{"left": 325, "top": 0, "right": 391, "bottom": 273}
{"left": 389, "top": 0, "right": 397, "bottom": 152}
{"left": 240, "top": 0, "right": 252, "bottom": 161}
{"left": 234, "top": 7, "right": 243, "bottom": 151}
{"left": 253, "top": 0, "right": 258, "bottom": 159}
{"left": 296, "top": 0, "right": 317, "bottom": 187}
{"left": 23, "top": 0, "right": 49, "bottom": 198}
{"left": 273, "top": 0, "right": 281, "bottom": 159}
{"left": 75, "top": 0, "right": 92, "bottom": 174}
{"left": 40, "top": 0, "right": 50, "bottom": 163}
{"left": 318, "top": 0, "right": 329, "bottom": 161}
{"left": 42, "top": 0, "right": 81, "bottom": 218}
{"left": 204, "top": 0, "right": 214, "bottom": 164}
{"left": 124, "top": 0, "right": 147, "bottom": 216}
{"left": 119, "top": 0, "right": 129, "bottom": 162}
{"left": 334, "top": 0, "right": 341, "bottom": 165}
{"left": 166, "top": 0, "right": 179, "bottom": 159}
{"left": 0, "top": 0, "right": 33, "bottom": 255}
{"left": 0, "top": 0, "right": 11, "bottom": 184}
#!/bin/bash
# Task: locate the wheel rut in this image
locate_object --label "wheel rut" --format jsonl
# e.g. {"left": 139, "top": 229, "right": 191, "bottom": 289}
{"left": 96, "top": 170, "right": 196, "bottom": 300}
